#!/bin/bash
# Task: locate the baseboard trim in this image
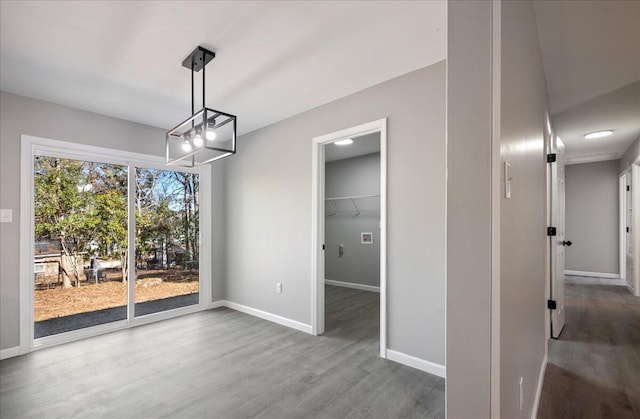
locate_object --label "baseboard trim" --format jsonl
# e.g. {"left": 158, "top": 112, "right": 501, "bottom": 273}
{"left": 565, "top": 273, "right": 627, "bottom": 287}
{"left": 624, "top": 281, "right": 635, "bottom": 295}
{"left": 223, "top": 301, "right": 313, "bottom": 334}
{"left": 325, "top": 279, "right": 380, "bottom": 293}
{"left": 207, "top": 300, "right": 225, "bottom": 309}
{"left": 0, "top": 346, "right": 21, "bottom": 360}
{"left": 565, "top": 270, "right": 620, "bottom": 280}
{"left": 386, "top": 349, "right": 446, "bottom": 378}
{"left": 531, "top": 353, "right": 548, "bottom": 419}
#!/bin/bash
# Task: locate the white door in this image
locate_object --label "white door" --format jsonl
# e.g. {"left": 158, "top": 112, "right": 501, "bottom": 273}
{"left": 548, "top": 131, "right": 567, "bottom": 338}
{"left": 632, "top": 162, "right": 640, "bottom": 296}
{"left": 619, "top": 173, "right": 627, "bottom": 285}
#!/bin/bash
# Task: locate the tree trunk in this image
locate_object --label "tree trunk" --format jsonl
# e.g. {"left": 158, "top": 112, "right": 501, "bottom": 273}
{"left": 58, "top": 237, "right": 76, "bottom": 288}
{"left": 121, "top": 248, "right": 128, "bottom": 284}
{"left": 59, "top": 254, "right": 73, "bottom": 289}
{"left": 71, "top": 252, "right": 82, "bottom": 288}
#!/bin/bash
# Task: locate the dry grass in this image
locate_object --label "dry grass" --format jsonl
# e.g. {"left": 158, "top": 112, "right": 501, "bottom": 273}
{"left": 34, "top": 273, "right": 199, "bottom": 321}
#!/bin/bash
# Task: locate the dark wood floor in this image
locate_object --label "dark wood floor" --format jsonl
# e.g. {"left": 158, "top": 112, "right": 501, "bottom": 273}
{"left": 1, "top": 285, "right": 444, "bottom": 418}
{"left": 537, "top": 282, "right": 640, "bottom": 419}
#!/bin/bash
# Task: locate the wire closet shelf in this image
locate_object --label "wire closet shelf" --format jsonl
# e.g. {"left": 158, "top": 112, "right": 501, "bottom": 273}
{"left": 324, "top": 194, "right": 380, "bottom": 217}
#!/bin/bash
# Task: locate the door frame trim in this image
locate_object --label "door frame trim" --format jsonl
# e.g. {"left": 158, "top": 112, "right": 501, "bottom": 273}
{"left": 633, "top": 158, "right": 640, "bottom": 296}
{"left": 619, "top": 170, "right": 628, "bottom": 287}
{"left": 490, "top": 2, "right": 502, "bottom": 415}
{"left": 310, "top": 118, "right": 387, "bottom": 358}
{"left": 20, "top": 134, "right": 211, "bottom": 355}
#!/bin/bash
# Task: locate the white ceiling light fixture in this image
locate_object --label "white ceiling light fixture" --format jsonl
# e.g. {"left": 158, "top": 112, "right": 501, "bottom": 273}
{"left": 334, "top": 139, "right": 353, "bottom": 146}
{"left": 584, "top": 130, "right": 613, "bottom": 139}
{"left": 166, "top": 46, "right": 237, "bottom": 167}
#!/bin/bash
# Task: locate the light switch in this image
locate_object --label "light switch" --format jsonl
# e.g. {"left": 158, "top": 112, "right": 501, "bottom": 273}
{"left": 0, "top": 209, "right": 12, "bottom": 223}
{"left": 504, "top": 162, "right": 512, "bottom": 199}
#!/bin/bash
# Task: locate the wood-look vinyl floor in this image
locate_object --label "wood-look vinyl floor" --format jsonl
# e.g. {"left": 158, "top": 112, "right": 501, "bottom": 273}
{"left": 537, "top": 282, "right": 640, "bottom": 419}
{"left": 0, "top": 285, "right": 445, "bottom": 419}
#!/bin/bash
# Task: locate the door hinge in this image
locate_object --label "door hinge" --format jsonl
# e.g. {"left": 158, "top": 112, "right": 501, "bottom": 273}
{"left": 547, "top": 153, "right": 557, "bottom": 163}
{"left": 627, "top": 185, "right": 630, "bottom": 191}
{"left": 547, "top": 300, "right": 557, "bottom": 310}
{"left": 547, "top": 227, "right": 557, "bottom": 236}
{"left": 627, "top": 227, "right": 630, "bottom": 233}
{"left": 322, "top": 244, "right": 325, "bottom": 250}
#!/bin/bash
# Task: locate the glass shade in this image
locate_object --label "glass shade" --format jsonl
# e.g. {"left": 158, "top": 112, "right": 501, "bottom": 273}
{"left": 166, "top": 107, "right": 236, "bottom": 167}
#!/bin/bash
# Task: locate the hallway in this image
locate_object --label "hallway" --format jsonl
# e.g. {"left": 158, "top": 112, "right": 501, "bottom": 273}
{"left": 537, "top": 280, "right": 640, "bottom": 418}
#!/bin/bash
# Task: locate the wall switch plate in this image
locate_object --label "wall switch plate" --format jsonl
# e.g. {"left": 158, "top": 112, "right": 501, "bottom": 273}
{"left": 276, "top": 283, "right": 282, "bottom": 294}
{"left": 505, "top": 162, "right": 512, "bottom": 199}
{"left": 519, "top": 376, "right": 524, "bottom": 410}
{"left": 0, "top": 209, "right": 12, "bottom": 223}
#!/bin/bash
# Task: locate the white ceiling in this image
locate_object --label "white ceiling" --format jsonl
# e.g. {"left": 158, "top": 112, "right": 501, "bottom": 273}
{"left": 533, "top": 1, "right": 640, "bottom": 162}
{"left": 0, "top": 1, "right": 446, "bottom": 136}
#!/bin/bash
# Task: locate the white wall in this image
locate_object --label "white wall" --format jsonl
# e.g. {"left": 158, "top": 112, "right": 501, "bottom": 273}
{"left": 0, "top": 91, "right": 226, "bottom": 351}
{"left": 224, "top": 62, "right": 446, "bottom": 365}
{"left": 499, "top": 1, "right": 549, "bottom": 417}
{"left": 447, "top": 1, "right": 549, "bottom": 418}
{"left": 565, "top": 160, "right": 620, "bottom": 275}
{"left": 325, "top": 153, "right": 381, "bottom": 287}
{"left": 447, "top": 1, "right": 493, "bottom": 417}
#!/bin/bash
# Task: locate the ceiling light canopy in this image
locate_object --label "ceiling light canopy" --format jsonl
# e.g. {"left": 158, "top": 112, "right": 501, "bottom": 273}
{"left": 584, "top": 130, "right": 613, "bottom": 139}
{"left": 334, "top": 139, "right": 353, "bottom": 146}
{"left": 166, "top": 46, "right": 236, "bottom": 167}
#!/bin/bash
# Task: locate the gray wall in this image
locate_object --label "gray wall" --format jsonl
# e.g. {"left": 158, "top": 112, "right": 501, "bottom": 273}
{"left": 0, "top": 91, "right": 226, "bottom": 351}
{"left": 225, "top": 63, "right": 446, "bottom": 365}
{"left": 499, "top": 1, "right": 548, "bottom": 418}
{"left": 565, "top": 160, "right": 620, "bottom": 274}
{"left": 620, "top": 136, "right": 640, "bottom": 172}
{"left": 447, "top": 1, "right": 548, "bottom": 418}
{"left": 325, "top": 153, "right": 380, "bottom": 287}
{"left": 446, "top": 1, "right": 493, "bottom": 416}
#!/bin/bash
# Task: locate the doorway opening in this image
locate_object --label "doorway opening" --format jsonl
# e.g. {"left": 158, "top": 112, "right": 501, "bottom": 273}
{"left": 311, "top": 118, "right": 387, "bottom": 357}
{"left": 546, "top": 114, "right": 567, "bottom": 339}
{"left": 621, "top": 158, "right": 640, "bottom": 296}
{"left": 324, "top": 134, "right": 381, "bottom": 345}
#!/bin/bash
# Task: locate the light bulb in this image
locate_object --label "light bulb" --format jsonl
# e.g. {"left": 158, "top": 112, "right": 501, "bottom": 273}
{"left": 182, "top": 139, "right": 192, "bottom": 152}
{"left": 334, "top": 138, "right": 353, "bottom": 146}
{"left": 206, "top": 128, "right": 217, "bottom": 141}
{"left": 584, "top": 130, "right": 613, "bottom": 139}
{"left": 193, "top": 133, "right": 204, "bottom": 147}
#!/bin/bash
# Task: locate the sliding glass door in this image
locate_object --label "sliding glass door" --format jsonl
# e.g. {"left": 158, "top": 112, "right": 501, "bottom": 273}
{"left": 34, "top": 156, "right": 129, "bottom": 338}
{"left": 29, "top": 139, "right": 208, "bottom": 343}
{"left": 134, "top": 168, "right": 200, "bottom": 316}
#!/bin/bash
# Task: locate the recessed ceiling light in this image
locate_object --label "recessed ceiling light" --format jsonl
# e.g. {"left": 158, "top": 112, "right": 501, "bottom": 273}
{"left": 334, "top": 139, "right": 353, "bottom": 146}
{"left": 584, "top": 130, "right": 613, "bottom": 139}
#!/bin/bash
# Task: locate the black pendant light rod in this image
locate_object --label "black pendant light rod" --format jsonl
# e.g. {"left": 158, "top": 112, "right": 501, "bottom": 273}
{"left": 191, "top": 60, "right": 195, "bottom": 116}
{"left": 182, "top": 46, "right": 215, "bottom": 133}
{"left": 202, "top": 57, "right": 206, "bottom": 109}
{"left": 191, "top": 59, "right": 195, "bottom": 166}
{"left": 191, "top": 59, "right": 195, "bottom": 131}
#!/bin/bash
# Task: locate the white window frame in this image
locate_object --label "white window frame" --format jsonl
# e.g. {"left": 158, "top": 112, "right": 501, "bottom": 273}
{"left": 20, "top": 134, "right": 212, "bottom": 353}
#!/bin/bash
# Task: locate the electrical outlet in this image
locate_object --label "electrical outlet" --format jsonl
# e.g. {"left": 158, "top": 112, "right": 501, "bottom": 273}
{"left": 519, "top": 376, "right": 524, "bottom": 410}
{"left": 276, "top": 283, "right": 282, "bottom": 294}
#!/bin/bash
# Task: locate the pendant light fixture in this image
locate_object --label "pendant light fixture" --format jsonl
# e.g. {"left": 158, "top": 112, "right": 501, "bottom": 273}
{"left": 166, "top": 46, "right": 237, "bottom": 166}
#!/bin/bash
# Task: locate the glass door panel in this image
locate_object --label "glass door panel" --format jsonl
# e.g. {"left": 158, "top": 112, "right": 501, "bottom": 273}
{"left": 34, "top": 156, "right": 128, "bottom": 338}
{"left": 134, "top": 168, "right": 200, "bottom": 316}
